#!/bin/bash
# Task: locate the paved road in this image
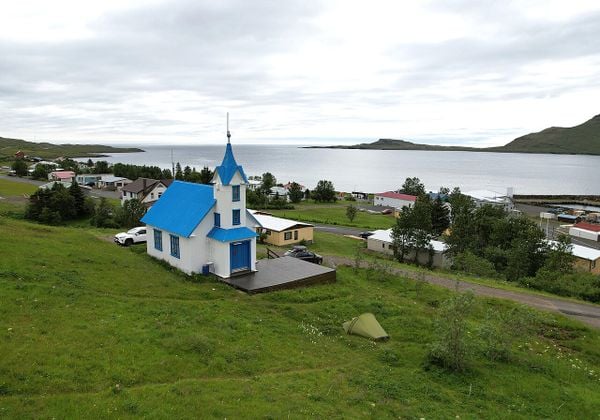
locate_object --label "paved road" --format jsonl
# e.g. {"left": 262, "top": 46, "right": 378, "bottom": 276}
{"left": 314, "top": 224, "right": 365, "bottom": 236}
{"left": 0, "top": 175, "right": 119, "bottom": 199}
{"left": 325, "top": 255, "right": 600, "bottom": 329}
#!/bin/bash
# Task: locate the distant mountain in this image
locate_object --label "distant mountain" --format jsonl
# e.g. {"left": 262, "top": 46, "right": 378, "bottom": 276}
{"left": 0, "top": 137, "right": 144, "bottom": 160}
{"left": 306, "top": 114, "right": 600, "bottom": 155}
{"left": 496, "top": 114, "right": 600, "bottom": 155}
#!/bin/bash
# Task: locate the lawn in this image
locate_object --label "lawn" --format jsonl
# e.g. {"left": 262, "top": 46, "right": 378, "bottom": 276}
{"left": 1, "top": 215, "right": 599, "bottom": 418}
{"left": 268, "top": 200, "right": 395, "bottom": 230}
{"left": 0, "top": 178, "right": 38, "bottom": 197}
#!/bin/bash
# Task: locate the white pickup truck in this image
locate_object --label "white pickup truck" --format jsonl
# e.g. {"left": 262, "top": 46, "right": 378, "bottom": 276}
{"left": 114, "top": 227, "right": 147, "bottom": 246}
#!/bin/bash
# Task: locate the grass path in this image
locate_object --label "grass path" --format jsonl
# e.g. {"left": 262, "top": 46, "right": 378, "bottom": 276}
{"left": 326, "top": 255, "right": 600, "bottom": 329}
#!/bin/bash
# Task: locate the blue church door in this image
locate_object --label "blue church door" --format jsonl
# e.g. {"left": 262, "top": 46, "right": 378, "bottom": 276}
{"left": 230, "top": 241, "right": 250, "bottom": 272}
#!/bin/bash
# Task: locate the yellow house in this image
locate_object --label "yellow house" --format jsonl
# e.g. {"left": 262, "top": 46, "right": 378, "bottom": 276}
{"left": 570, "top": 243, "right": 600, "bottom": 274}
{"left": 249, "top": 210, "right": 314, "bottom": 247}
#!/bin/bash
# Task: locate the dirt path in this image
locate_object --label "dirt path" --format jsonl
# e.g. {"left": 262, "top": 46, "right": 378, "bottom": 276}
{"left": 325, "top": 256, "right": 600, "bottom": 329}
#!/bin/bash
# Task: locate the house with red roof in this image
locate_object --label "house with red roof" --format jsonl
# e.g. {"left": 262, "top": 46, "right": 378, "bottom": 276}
{"left": 48, "top": 171, "right": 75, "bottom": 183}
{"left": 373, "top": 191, "right": 417, "bottom": 209}
{"left": 569, "top": 222, "right": 600, "bottom": 242}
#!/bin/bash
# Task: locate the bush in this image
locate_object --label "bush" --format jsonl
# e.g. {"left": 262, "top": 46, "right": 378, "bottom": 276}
{"left": 523, "top": 270, "right": 600, "bottom": 303}
{"left": 453, "top": 251, "right": 498, "bottom": 278}
{"left": 427, "top": 292, "right": 474, "bottom": 372}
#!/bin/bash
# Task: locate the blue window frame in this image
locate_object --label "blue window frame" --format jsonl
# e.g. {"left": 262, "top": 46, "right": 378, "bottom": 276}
{"left": 170, "top": 234, "right": 180, "bottom": 259}
{"left": 154, "top": 229, "right": 163, "bottom": 251}
{"left": 214, "top": 212, "right": 221, "bottom": 227}
{"left": 232, "top": 209, "right": 241, "bottom": 225}
{"left": 232, "top": 185, "right": 240, "bottom": 202}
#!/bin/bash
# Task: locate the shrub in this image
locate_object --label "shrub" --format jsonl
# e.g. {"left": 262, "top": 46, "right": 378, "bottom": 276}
{"left": 453, "top": 251, "right": 498, "bottom": 278}
{"left": 427, "top": 291, "right": 474, "bottom": 372}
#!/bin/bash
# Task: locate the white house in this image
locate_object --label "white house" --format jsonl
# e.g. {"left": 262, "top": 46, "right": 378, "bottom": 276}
{"left": 121, "top": 178, "right": 173, "bottom": 206}
{"left": 97, "top": 175, "right": 132, "bottom": 190}
{"left": 569, "top": 222, "right": 600, "bottom": 242}
{"left": 141, "top": 139, "right": 258, "bottom": 278}
{"left": 366, "top": 228, "right": 451, "bottom": 268}
{"left": 373, "top": 191, "right": 417, "bottom": 209}
{"left": 464, "top": 189, "right": 514, "bottom": 211}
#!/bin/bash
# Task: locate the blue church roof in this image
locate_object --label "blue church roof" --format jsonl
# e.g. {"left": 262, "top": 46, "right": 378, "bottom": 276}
{"left": 207, "top": 226, "right": 258, "bottom": 242}
{"left": 141, "top": 181, "right": 215, "bottom": 237}
{"left": 214, "top": 143, "right": 248, "bottom": 186}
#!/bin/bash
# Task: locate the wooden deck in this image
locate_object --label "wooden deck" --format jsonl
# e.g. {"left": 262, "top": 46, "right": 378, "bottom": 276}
{"left": 220, "top": 256, "right": 336, "bottom": 293}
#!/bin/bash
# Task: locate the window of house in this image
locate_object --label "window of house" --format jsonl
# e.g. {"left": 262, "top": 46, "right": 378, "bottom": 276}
{"left": 294, "top": 230, "right": 298, "bottom": 240}
{"left": 154, "top": 229, "right": 163, "bottom": 251}
{"left": 382, "top": 243, "right": 385, "bottom": 248}
{"left": 158, "top": 192, "right": 162, "bottom": 198}
{"left": 232, "top": 209, "right": 240, "bottom": 225}
{"left": 150, "top": 193, "right": 154, "bottom": 199}
{"left": 284, "top": 231, "right": 292, "bottom": 240}
{"left": 232, "top": 185, "right": 240, "bottom": 202}
{"left": 170, "top": 235, "right": 180, "bottom": 259}
{"left": 266, "top": 230, "right": 271, "bottom": 235}
{"left": 214, "top": 212, "right": 221, "bottom": 227}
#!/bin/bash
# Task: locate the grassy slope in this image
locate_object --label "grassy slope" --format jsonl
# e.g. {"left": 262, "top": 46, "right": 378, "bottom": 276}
{"left": 499, "top": 114, "right": 600, "bottom": 155}
{"left": 268, "top": 201, "right": 396, "bottom": 230}
{"left": 0, "top": 137, "right": 143, "bottom": 160}
{"left": 0, "top": 215, "right": 599, "bottom": 417}
{"left": 0, "top": 179, "right": 38, "bottom": 196}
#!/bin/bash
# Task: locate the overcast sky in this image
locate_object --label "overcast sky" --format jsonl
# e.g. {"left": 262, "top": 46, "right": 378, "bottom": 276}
{"left": 1, "top": 0, "right": 599, "bottom": 146}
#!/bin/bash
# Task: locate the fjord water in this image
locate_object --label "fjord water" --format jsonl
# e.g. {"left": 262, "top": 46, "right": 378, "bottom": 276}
{"left": 88, "top": 145, "right": 600, "bottom": 194}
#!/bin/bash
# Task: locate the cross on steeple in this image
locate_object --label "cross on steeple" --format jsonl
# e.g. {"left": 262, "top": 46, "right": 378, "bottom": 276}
{"left": 227, "top": 112, "right": 231, "bottom": 144}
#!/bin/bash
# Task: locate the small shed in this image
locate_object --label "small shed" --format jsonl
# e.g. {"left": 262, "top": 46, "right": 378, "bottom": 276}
{"left": 249, "top": 210, "right": 313, "bottom": 246}
{"left": 569, "top": 222, "right": 600, "bottom": 242}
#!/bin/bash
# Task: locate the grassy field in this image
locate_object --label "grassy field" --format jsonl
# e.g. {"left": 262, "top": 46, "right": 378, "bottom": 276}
{"left": 269, "top": 201, "right": 396, "bottom": 230}
{"left": 0, "top": 179, "right": 38, "bottom": 197}
{"left": 1, "top": 215, "right": 600, "bottom": 417}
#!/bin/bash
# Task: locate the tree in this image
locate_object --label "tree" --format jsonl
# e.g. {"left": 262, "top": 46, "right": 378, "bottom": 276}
{"left": 400, "top": 177, "right": 425, "bottom": 196}
{"left": 162, "top": 169, "right": 173, "bottom": 179}
{"left": 116, "top": 198, "right": 146, "bottom": 228}
{"left": 90, "top": 198, "right": 116, "bottom": 228}
{"left": 428, "top": 292, "right": 475, "bottom": 372}
{"left": 431, "top": 196, "right": 450, "bottom": 235}
{"left": 199, "top": 166, "right": 213, "bottom": 184}
{"left": 31, "top": 164, "right": 52, "bottom": 180}
{"left": 542, "top": 234, "right": 575, "bottom": 275}
{"left": 304, "top": 189, "right": 311, "bottom": 200}
{"left": 183, "top": 165, "right": 192, "bottom": 181}
{"left": 93, "top": 160, "right": 110, "bottom": 174}
{"left": 175, "top": 162, "right": 183, "bottom": 180}
{"left": 86, "top": 158, "right": 94, "bottom": 167}
{"left": 68, "top": 180, "right": 86, "bottom": 217}
{"left": 312, "top": 180, "right": 336, "bottom": 202}
{"left": 260, "top": 172, "right": 276, "bottom": 193}
{"left": 444, "top": 190, "right": 476, "bottom": 256}
{"left": 288, "top": 182, "right": 304, "bottom": 203}
{"left": 391, "top": 196, "right": 434, "bottom": 265}
{"left": 11, "top": 159, "right": 28, "bottom": 176}
{"left": 346, "top": 204, "right": 357, "bottom": 222}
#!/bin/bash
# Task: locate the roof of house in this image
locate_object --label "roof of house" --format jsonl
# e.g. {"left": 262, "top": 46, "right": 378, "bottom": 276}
{"left": 206, "top": 226, "right": 258, "bottom": 242}
{"left": 248, "top": 210, "right": 313, "bottom": 232}
{"left": 464, "top": 189, "right": 509, "bottom": 203}
{"left": 214, "top": 143, "right": 248, "bottom": 186}
{"left": 369, "top": 229, "right": 447, "bottom": 252}
{"left": 51, "top": 171, "right": 75, "bottom": 179}
{"left": 141, "top": 181, "right": 216, "bottom": 237}
{"left": 547, "top": 240, "right": 600, "bottom": 261}
{"left": 375, "top": 191, "right": 417, "bottom": 202}
{"left": 100, "top": 175, "right": 130, "bottom": 183}
{"left": 122, "top": 178, "right": 172, "bottom": 194}
{"left": 573, "top": 222, "right": 600, "bottom": 233}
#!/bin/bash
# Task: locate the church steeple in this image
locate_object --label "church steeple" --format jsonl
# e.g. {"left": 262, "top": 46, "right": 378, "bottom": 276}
{"left": 213, "top": 114, "right": 248, "bottom": 186}
{"left": 227, "top": 112, "right": 231, "bottom": 144}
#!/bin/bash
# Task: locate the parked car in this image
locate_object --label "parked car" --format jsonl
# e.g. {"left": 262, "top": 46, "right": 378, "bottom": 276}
{"left": 284, "top": 245, "right": 323, "bottom": 264}
{"left": 359, "top": 231, "right": 374, "bottom": 239}
{"left": 114, "top": 227, "right": 147, "bottom": 246}
{"left": 381, "top": 208, "right": 393, "bottom": 215}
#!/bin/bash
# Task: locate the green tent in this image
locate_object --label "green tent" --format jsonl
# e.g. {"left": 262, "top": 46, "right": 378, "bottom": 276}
{"left": 342, "top": 313, "right": 389, "bottom": 341}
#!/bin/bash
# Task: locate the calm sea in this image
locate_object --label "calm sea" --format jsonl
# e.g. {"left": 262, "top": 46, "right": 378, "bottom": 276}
{"left": 78, "top": 145, "right": 600, "bottom": 195}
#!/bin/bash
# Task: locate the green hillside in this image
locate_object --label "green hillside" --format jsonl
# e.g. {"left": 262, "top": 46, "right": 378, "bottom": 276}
{"left": 498, "top": 114, "right": 600, "bottom": 154}
{"left": 309, "top": 114, "right": 600, "bottom": 155}
{"left": 0, "top": 136, "right": 144, "bottom": 160}
{"left": 0, "top": 197, "right": 599, "bottom": 417}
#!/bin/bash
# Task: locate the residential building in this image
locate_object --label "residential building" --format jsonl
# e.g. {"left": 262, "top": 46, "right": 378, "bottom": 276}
{"left": 464, "top": 189, "right": 514, "bottom": 211}
{"left": 141, "top": 139, "right": 258, "bottom": 278}
{"left": 569, "top": 222, "right": 600, "bottom": 242}
{"left": 97, "top": 175, "right": 132, "bottom": 190}
{"left": 249, "top": 210, "right": 313, "bottom": 246}
{"left": 121, "top": 178, "right": 173, "bottom": 206}
{"left": 373, "top": 191, "right": 417, "bottom": 209}
{"left": 366, "top": 228, "right": 450, "bottom": 268}
{"left": 48, "top": 171, "right": 75, "bottom": 183}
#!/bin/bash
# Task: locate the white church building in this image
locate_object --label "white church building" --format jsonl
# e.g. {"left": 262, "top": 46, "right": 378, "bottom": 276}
{"left": 141, "top": 135, "right": 259, "bottom": 278}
